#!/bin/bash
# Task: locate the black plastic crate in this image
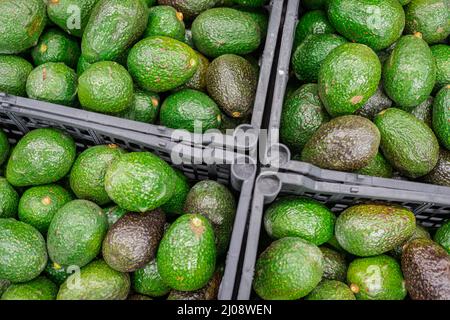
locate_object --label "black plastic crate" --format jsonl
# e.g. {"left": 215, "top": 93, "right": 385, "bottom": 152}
{"left": 237, "top": 171, "right": 450, "bottom": 300}
{"left": 0, "top": 94, "right": 259, "bottom": 300}
{"left": 262, "top": 0, "right": 450, "bottom": 195}
{"left": 0, "top": 0, "right": 285, "bottom": 153}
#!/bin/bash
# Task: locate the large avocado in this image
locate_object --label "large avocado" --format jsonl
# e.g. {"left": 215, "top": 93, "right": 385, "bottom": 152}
{"left": 0, "top": 55, "right": 33, "bottom": 96}
{"left": 432, "top": 85, "right": 450, "bottom": 150}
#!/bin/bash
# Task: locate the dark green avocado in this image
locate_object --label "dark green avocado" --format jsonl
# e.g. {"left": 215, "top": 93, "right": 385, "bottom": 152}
{"left": 0, "top": 178, "right": 19, "bottom": 219}
{"left": 132, "top": 258, "right": 171, "bottom": 297}
{"left": 355, "top": 152, "right": 393, "bottom": 178}
{"left": 432, "top": 85, "right": 450, "bottom": 150}
{"left": 430, "top": 44, "right": 450, "bottom": 92}
{"left": 293, "top": 10, "right": 335, "bottom": 48}
{"left": 434, "top": 220, "right": 450, "bottom": 253}
{"left": 320, "top": 246, "right": 347, "bottom": 282}
{"left": 119, "top": 90, "right": 160, "bottom": 124}
{"left": 161, "top": 169, "right": 190, "bottom": 216}
{"left": 0, "top": 55, "right": 33, "bottom": 96}
{"left": 144, "top": 5, "right": 186, "bottom": 41}
{"left": 157, "top": 0, "right": 217, "bottom": 20}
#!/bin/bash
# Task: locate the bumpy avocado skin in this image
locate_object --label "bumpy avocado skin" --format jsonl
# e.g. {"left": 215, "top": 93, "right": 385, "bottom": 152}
{"left": 1, "top": 276, "right": 57, "bottom": 300}
{"left": 434, "top": 220, "right": 450, "bottom": 254}
{"left": 6, "top": 128, "right": 77, "bottom": 187}
{"left": 161, "top": 169, "right": 190, "bottom": 215}
{"left": 253, "top": 237, "right": 323, "bottom": 300}
{"left": 301, "top": 115, "right": 380, "bottom": 172}
{"left": 0, "top": 178, "right": 19, "bottom": 219}
{"left": 401, "top": 238, "right": 450, "bottom": 300}
{"left": 355, "top": 152, "right": 393, "bottom": 178}
{"left": 119, "top": 90, "right": 160, "bottom": 124}
{"left": 132, "top": 258, "right": 171, "bottom": 297}
{"left": 335, "top": 204, "right": 416, "bottom": 257}
{"left": 432, "top": 85, "right": 450, "bottom": 150}
{"left": 103, "top": 205, "right": 128, "bottom": 227}
{"left": 430, "top": 45, "right": 450, "bottom": 93}
{"left": 144, "top": 5, "right": 186, "bottom": 41}
{"left": 391, "top": 224, "right": 431, "bottom": 259}
{"left": 383, "top": 35, "right": 436, "bottom": 109}
{"left": 374, "top": 108, "right": 439, "bottom": 178}
{"left": 305, "top": 280, "right": 355, "bottom": 300}
{"left": 0, "top": 55, "right": 33, "bottom": 96}
{"left": 176, "top": 51, "right": 210, "bottom": 92}
{"left": 355, "top": 84, "right": 393, "bottom": 120}
{"left": 294, "top": 10, "right": 335, "bottom": 48}
{"left": 423, "top": 149, "right": 450, "bottom": 187}
{"left": 410, "top": 96, "right": 433, "bottom": 127}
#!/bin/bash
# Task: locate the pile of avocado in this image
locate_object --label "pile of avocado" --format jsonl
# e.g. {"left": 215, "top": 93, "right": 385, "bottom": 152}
{"left": 0, "top": 127, "right": 237, "bottom": 300}
{"left": 0, "top": 0, "right": 269, "bottom": 133}
{"left": 282, "top": 0, "right": 450, "bottom": 186}
{"left": 253, "top": 197, "right": 450, "bottom": 300}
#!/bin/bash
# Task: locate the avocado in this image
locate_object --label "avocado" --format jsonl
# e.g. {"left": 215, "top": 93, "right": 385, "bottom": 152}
{"left": 167, "top": 268, "right": 222, "bottom": 300}
{"left": 31, "top": 28, "right": 81, "bottom": 69}
{"left": 47, "top": 0, "right": 100, "bottom": 37}
{"left": 402, "top": 238, "right": 450, "bottom": 300}
{"left": 355, "top": 152, "right": 394, "bottom": 178}
{"left": 253, "top": 237, "right": 323, "bottom": 300}
{"left": 1, "top": 276, "right": 57, "bottom": 300}
{"left": 434, "top": 220, "right": 450, "bottom": 253}
{"left": 119, "top": 90, "right": 160, "bottom": 124}
{"left": 280, "top": 83, "right": 330, "bottom": 153}
{"left": 0, "top": 218, "right": 47, "bottom": 282}
{"left": 26, "top": 62, "right": 78, "bottom": 106}
{"left": 184, "top": 180, "right": 236, "bottom": 256}
{"left": 0, "top": 0, "right": 46, "bottom": 54}
{"left": 127, "top": 36, "right": 199, "bottom": 92}
{"left": 355, "top": 84, "right": 393, "bottom": 120}
{"left": 102, "top": 210, "right": 166, "bottom": 272}
{"left": 78, "top": 61, "right": 134, "bottom": 114}
{"left": 391, "top": 224, "right": 431, "bottom": 259}
{"left": 103, "top": 205, "right": 128, "bottom": 227}
{"left": 6, "top": 128, "right": 77, "bottom": 187}
{"left": 301, "top": 115, "right": 380, "bottom": 172}
{"left": 0, "top": 178, "right": 19, "bottom": 219}
{"left": 236, "top": 6, "right": 269, "bottom": 40}
{"left": 335, "top": 204, "right": 416, "bottom": 257}
{"left": 0, "top": 55, "right": 33, "bottom": 96}
{"left": 105, "top": 152, "right": 177, "bottom": 212}
{"left": 327, "top": 0, "right": 405, "bottom": 51}
{"left": 161, "top": 169, "right": 190, "bottom": 215}
{"left": 374, "top": 108, "right": 439, "bottom": 178}
{"left": 44, "top": 261, "right": 70, "bottom": 286}
{"left": 70, "top": 144, "right": 126, "bottom": 206}
{"left": 206, "top": 54, "right": 258, "bottom": 118}
{"left": 132, "top": 258, "right": 170, "bottom": 297}
{"left": 410, "top": 96, "right": 433, "bottom": 127}
{"left": 157, "top": 214, "right": 216, "bottom": 291}
{"left": 263, "top": 197, "right": 335, "bottom": 246}
{"left": 320, "top": 247, "right": 347, "bottom": 282}
{"left": 383, "top": 34, "right": 436, "bottom": 109}
{"left": 191, "top": 8, "right": 261, "bottom": 58}
{"left": 405, "top": 0, "right": 450, "bottom": 44}
{"left": 347, "top": 255, "right": 407, "bottom": 300}
{"left": 305, "top": 280, "right": 355, "bottom": 300}
{"left": 292, "top": 33, "right": 347, "bottom": 83}
{"left": 177, "top": 51, "right": 209, "bottom": 92}
{"left": 431, "top": 45, "right": 450, "bottom": 92}
{"left": 327, "top": 235, "right": 346, "bottom": 253}
{"left": 47, "top": 199, "right": 108, "bottom": 267}
{"left": 18, "top": 184, "right": 73, "bottom": 233}
{"left": 76, "top": 55, "right": 92, "bottom": 75}
{"left": 432, "top": 85, "right": 450, "bottom": 150}
{"left": 318, "top": 43, "right": 381, "bottom": 117}
{"left": 81, "top": 0, "right": 148, "bottom": 63}
{"left": 57, "top": 259, "right": 130, "bottom": 300}
{"left": 158, "top": 0, "right": 217, "bottom": 20}
{"left": 423, "top": 149, "right": 450, "bottom": 186}
{"left": 293, "top": 10, "right": 335, "bottom": 49}
{"left": 144, "top": 5, "right": 186, "bottom": 41}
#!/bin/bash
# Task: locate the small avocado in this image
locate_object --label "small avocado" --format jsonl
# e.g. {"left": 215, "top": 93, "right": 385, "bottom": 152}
{"left": 132, "top": 258, "right": 171, "bottom": 297}
{"left": 293, "top": 10, "right": 335, "bottom": 48}
{"left": 0, "top": 55, "right": 33, "bottom": 96}
{"left": 26, "top": 62, "right": 78, "bottom": 106}
{"left": 355, "top": 84, "right": 393, "bottom": 120}
{"left": 347, "top": 255, "right": 407, "bottom": 300}
{"left": 70, "top": 144, "right": 126, "bottom": 206}
{"left": 391, "top": 223, "right": 431, "bottom": 258}
{"left": 1, "top": 276, "right": 57, "bottom": 300}
{"left": 144, "top": 5, "right": 186, "bottom": 41}
{"left": 432, "top": 85, "right": 450, "bottom": 150}
{"left": 301, "top": 115, "right": 380, "bottom": 172}
{"left": 47, "top": 199, "right": 108, "bottom": 268}
{"left": 430, "top": 44, "right": 450, "bottom": 92}
{"left": 161, "top": 169, "right": 190, "bottom": 216}
{"left": 402, "top": 238, "right": 450, "bottom": 300}
{"left": 0, "top": 219, "right": 47, "bottom": 283}
{"left": 253, "top": 237, "right": 323, "bottom": 300}
{"left": 18, "top": 184, "right": 73, "bottom": 233}
{"left": 335, "top": 204, "right": 416, "bottom": 257}
{"left": 320, "top": 247, "right": 347, "bottom": 282}
{"left": 102, "top": 210, "right": 166, "bottom": 272}
{"left": 263, "top": 197, "right": 335, "bottom": 246}
{"left": 157, "top": 214, "right": 216, "bottom": 291}
{"left": 184, "top": 180, "right": 236, "bottom": 256}
{"left": 57, "top": 259, "right": 130, "bottom": 300}
{"left": 206, "top": 54, "right": 258, "bottom": 118}
{"left": 305, "top": 280, "right": 355, "bottom": 300}
{"left": 119, "top": 90, "right": 160, "bottom": 124}
{"left": 434, "top": 220, "right": 450, "bottom": 253}
{"left": 103, "top": 205, "right": 128, "bottom": 227}
{"left": 157, "top": 0, "right": 217, "bottom": 20}
{"left": 0, "top": 178, "right": 19, "bottom": 219}
{"left": 355, "top": 152, "right": 393, "bottom": 178}
{"left": 410, "top": 96, "right": 433, "bottom": 127}
{"left": 104, "top": 152, "right": 177, "bottom": 212}
{"left": 167, "top": 268, "right": 222, "bottom": 300}
{"left": 6, "top": 128, "right": 77, "bottom": 187}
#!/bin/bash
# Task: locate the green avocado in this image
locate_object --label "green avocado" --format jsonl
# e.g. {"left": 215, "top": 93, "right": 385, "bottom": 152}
{"left": 423, "top": 149, "right": 450, "bottom": 186}
{"left": 119, "top": 90, "right": 160, "bottom": 123}
{"left": 127, "top": 36, "right": 199, "bottom": 92}
{"left": 293, "top": 10, "right": 335, "bottom": 49}
{"left": 374, "top": 108, "right": 439, "bottom": 178}
{"left": 70, "top": 144, "right": 126, "bottom": 205}
{"left": 431, "top": 44, "right": 450, "bottom": 92}
{"left": 1, "top": 276, "right": 57, "bottom": 300}
{"left": 26, "top": 62, "right": 78, "bottom": 106}
{"left": 0, "top": 178, "right": 19, "bottom": 219}
{"left": 0, "top": 218, "right": 47, "bottom": 282}
{"left": 318, "top": 43, "right": 381, "bottom": 117}
{"left": 103, "top": 205, "right": 128, "bottom": 227}
{"left": 47, "top": 199, "right": 108, "bottom": 267}
{"left": 191, "top": 8, "right": 261, "bottom": 58}
{"left": 236, "top": 6, "right": 269, "bottom": 40}
{"left": 6, "top": 128, "right": 77, "bottom": 187}
{"left": 410, "top": 96, "right": 433, "bottom": 127}
{"left": 161, "top": 169, "right": 190, "bottom": 216}
{"left": 320, "top": 246, "right": 347, "bottom": 282}
{"left": 18, "top": 184, "right": 73, "bottom": 233}
{"left": 347, "top": 255, "right": 407, "bottom": 300}
{"left": 44, "top": 261, "right": 70, "bottom": 286}
{"left": 144, "top": 5, "right": 186, "bottom": 41}
{"left": 305, "top": 280, "right": 355, "bottom": 300}
{"left": 76, "top": 55, "right": 92, "bottom": 75}
{"left": 355, "top": 152, "right": 393, "bottom": 178}
{"left": 132, "top": 258, "right": 171, "bottom": 297}
{"left": 432, "top": 85, "right": 450, "bottom": 150}
{"left": 434, "top": 220, "right": 450, "bottom": 253}
{"left": 263, "top": 197, "right": 335, "bottom": 246}
{"left": 157, "top": 0, "right": 217, "bottom": 20}
{"left": 391, "top": 223, "right": 431, "bottom": 258}
{"left": 176, "top": 51, "right": 209, "bottom": 92}
{"left": 253, "top": 237, "right": 323, "bottom": 300}
{"left": 0, "top": 55, "right": 33, "bottom": 96}
{"left": 0, "top": 0, "right": 46, "bottom": 54}
{"left": 335, "top": 204, "right": 416, "bottom": 257}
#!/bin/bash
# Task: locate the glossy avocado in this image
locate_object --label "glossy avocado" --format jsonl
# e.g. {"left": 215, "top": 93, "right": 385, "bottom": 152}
{"left": 119, "top": 90, "right": 160, "bottom": 124}
{"left": 132, "top": 258, "right": 171, "bottom": 297}
{"left": 157, "top": 0, "right": 217, "bottom": 20}
{"left": 176, "top": 51, "right": 210, "bottom": 92}
{"left": 0, "top": 178, "right": 19, "bottom": 219}
{"left": 320, "top": 246, "right": 347, "bottom": 282}
{"left": 430, "top": 44, "right": 450, "bottom": 92}
{"left": 236, "top": 6, "right": 269, "bottom": 40}
{"left": 432, "top": 85, "right": 450, "bottom": 150}
{"left": 0, "top": 55, "right": 33, "bottom": 96}
{"left": 1, "top": 276, "right": 57, "bottom": 300}
{"left": 305, "top": 280, "right": 355, "bottom": 300}
{"left": 144, "top": 5, "right": 186, "bottom": 41}
{"left": 423, "top": 149, "right": 450, "bottom": 187}
{"left": 293, "top": 10, "right": 335, "bottom": 48}
{"left": 161, "top": 169, "right": 190, "bottom": 216}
